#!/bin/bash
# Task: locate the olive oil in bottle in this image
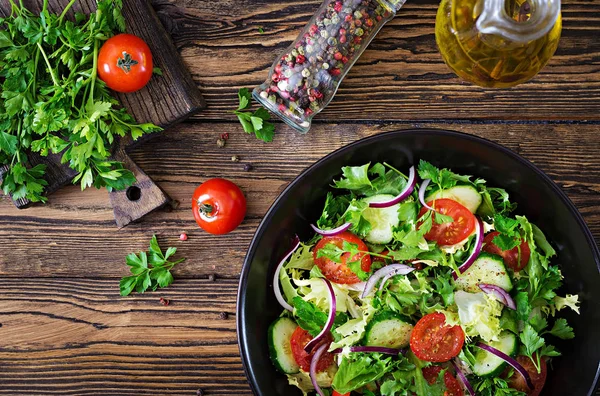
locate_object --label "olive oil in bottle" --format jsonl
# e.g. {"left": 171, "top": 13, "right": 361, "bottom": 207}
{"left": 435, "top": 0, "right": 561, "bottom": 88}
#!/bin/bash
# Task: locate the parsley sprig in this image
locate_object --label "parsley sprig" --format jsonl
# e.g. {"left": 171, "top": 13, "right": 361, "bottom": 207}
{"left": 234, "top": 88, "right": 275, "bottom": 142}
{"left": 0, "top": 0, "right": 161, "bottom": 203}
{"left": 120, "top": 235, "right": 185, "bottom": 296}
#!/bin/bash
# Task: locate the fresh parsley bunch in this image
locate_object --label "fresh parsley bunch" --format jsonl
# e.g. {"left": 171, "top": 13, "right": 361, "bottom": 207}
{"left": 234, "top": 88, "right": 275, "bottom": 142}
{"left": 0, "top": 0, "right": 161, "bottom": 203}
{"left": 120, "top": 235, "right": 185, "bottom": 296}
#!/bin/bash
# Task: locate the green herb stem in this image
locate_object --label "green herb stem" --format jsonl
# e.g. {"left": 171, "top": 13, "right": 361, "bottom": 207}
{"left": 58, "top": 0, "right": 78, "bottom": 24}
{"left": 88, "top": 39, "right": 99, "bottom": 106}
{"left": 37, "top": 42, "right": 59, "bottom": 87}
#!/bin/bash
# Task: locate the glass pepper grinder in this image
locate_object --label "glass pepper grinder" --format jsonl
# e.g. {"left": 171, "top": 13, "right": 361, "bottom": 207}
{"left": 253, "top": 0, "right": 406, "bottom": 133}
{"left": 435, "top": 0, "right": 561, "bottom": 88}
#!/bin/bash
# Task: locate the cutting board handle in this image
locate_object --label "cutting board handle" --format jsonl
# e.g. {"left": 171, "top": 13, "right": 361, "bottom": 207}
{"left": 109, "top": 147, "right": 170, "bottom": 228}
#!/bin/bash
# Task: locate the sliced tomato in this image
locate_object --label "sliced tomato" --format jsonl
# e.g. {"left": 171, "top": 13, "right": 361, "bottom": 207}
{"left": 482, "top": 231, "right": 531, "bottom": 271}
{"left": 506, "top": 355, "right": 547, "bottom": 396}
{"left": 289, "top": 327, "right": 334, "bottom": 372}
{"left": 332, "top": 392, "right": 350, "bottom": 396}
{"left": 313, "top": 232, "right": 372, "bottom": 284}
{"left": 422, "top": 365, "right": 464, "bottom": 396}
{"left": 418, "top": 199, "right": 476, "bottom": 246}
{"left": 410, "top": 312, "right": 465, "bottom": 362}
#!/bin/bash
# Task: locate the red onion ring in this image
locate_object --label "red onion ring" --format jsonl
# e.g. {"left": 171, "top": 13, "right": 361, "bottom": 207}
{"left": 476, "top": 342, "right": 534, "bottom": 390}
{"left": 418, "top": 179, "right": 435, "bottom": 211}
{"left": 368, "top": 166, "right": 416, "bottom": 208}
{"left": 309, "top": 343, "right": 329, "bottom": 396}
{"left": 451, "top": 359, "right": 475, "bottom": 396}
{"left": 304, "top": 277, "right": 337, "bottom": 353}
{"left": 479, "top": 283, "right": 517, "bottom": 310}
{"left": 453, "top": 217, "right": 484, "bottom": 280}
{"left": 361, "top": 264, "right": 415, "bottom": 298}
{"left": 378, "top": 272, "right": 398, "bottom": 293}
{"left": 310, "top": 222, "right": 352, "bottom": 236}
{"left": 331, "top": 346, "right": 405, "bottom": 355}
{"left": 273, "top": 236, "right": 301, "bottom": 312}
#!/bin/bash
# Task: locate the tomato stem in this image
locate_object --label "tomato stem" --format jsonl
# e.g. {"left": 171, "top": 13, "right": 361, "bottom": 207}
{"left": 199, "top": 203, "right": 214, "bottom": 216}
{"left": 117, "top": 51, "right": 139, "bottom": 73}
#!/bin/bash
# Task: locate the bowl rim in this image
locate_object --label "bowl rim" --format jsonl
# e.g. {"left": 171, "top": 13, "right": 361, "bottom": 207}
{"left": 236, "top": 128, "right": 600, "bottom": 395}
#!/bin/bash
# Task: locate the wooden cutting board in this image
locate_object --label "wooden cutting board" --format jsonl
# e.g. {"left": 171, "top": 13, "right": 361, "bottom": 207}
{"left": 0, "top": 0, "right": 205, "bottom": 227}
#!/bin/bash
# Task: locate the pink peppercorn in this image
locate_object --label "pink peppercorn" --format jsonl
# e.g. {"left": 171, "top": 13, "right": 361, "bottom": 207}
{"left": 330, "top": 68, "right": 341, "bottom": 77}
{"left": 272, "top": 73, "right": 280, "bottom": 82}
{"left": 341, "top": 56, "right": 349, "bottom": 64}
{"left": 376, "top": 15, "right": 383, "bottom": 21}
{"left": 345, "top": 15, "right": 353, "bottom": 22}
{"left": 334, "top": 1, "right": 342, "bottom": 12}
{"left": 275, "top": 64, "right": 282, "bottom": 73}
{"left": 334, "top": 52, "right": 343, "bottom": 60}
{"left": 365, "top": 18, "right": 373, "bottom": 27}
{"left": 339, "top": 28, "right": 346, "bottom": 35}
{"left": 339, "top": 35, "right": 347, "bottom": 44}
{"left": 309, "top": 24, "right": 319, "bottom": 35}
{"left": 180, "top": 233, "right": 188, "bottom": 241}
{"left": 296, "top": 54, "right": 306, "bottom": 64}
{"left": 305, "top": 108, "right": 313, "bottom": 116}
{"left": 314, "top": 90, "right": 323, "bottom": 99}
{"left": 355, "top": 19, "right": 362, "bottom": 27}
{"left": 278, "top": 104, "right": 287, "bottom": 112}
{"left": 353, "top": 36, "right": 362, "bottom": 44}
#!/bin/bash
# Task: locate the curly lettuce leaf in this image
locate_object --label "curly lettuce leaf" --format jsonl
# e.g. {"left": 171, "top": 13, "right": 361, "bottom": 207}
{"left": 455, "top": 290, "right": 503, "bottom": 342}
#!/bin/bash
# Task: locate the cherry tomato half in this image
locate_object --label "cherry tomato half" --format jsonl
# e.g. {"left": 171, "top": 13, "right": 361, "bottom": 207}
{"left": 313, "top": 232, "right": 372, "bottom": 284}
{"left": 192, "top": 178, "right": 246, "bottom": 235}
{"left": 410, "top": 312, "right": 465, "bottom": 362}
{"left": 422, "top": 365, "right": 464, "bottom": 396}
{"left": 418, "top": 199, "right": 476, "bottom": 246}
{"left": 290, "top": 327, "right": 334, "bottom": 372}
{"left": 506, "top": 355, "right": 547, "bottom": 396}
{"left": 98, "top": 34, "right": 153, "bottom": 93}
{"left": 483, "top": 231, "right": 531, "bottom": 271}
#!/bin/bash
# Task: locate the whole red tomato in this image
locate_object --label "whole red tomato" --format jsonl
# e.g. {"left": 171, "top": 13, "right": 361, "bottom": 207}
{"left": 192, "top": 179, "right": 246, "bottom": 235}
{"left": 98, "top": 34, "right": 153, "bottom": 93}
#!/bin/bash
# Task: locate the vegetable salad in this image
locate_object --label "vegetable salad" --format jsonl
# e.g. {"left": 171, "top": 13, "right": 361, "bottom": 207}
{"left": 268, "top": 160, "right": 579, "bottom": 396}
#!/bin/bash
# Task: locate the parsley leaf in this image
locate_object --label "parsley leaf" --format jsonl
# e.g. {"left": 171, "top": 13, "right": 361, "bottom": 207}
{"left": 548, "top": 318, "right": 575, "bottom": 340}
{"left": 292, "top": 296, "right": 328, "bottom": 336}
{"left": 333, "top": 163, "right": 373, "bottom": 190}
{"left": 519, "top": 323, "right": 545, "bottom": 361}
{"left": 233, "top": 88, "right": 275, "bottom": 142}
{"left": 491, "top": 214, "right": 521, "bottom": 250}
{"left": 119, "top": 235, "right": 185, "bottom": 296}
{"left": 417, "top": 159, "right": 471, "bottom": 190}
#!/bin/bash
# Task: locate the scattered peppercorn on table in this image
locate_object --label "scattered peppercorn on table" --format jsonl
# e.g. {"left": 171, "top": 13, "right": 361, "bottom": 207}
{"left": 1, "top": 0, "right": 599, "bottom": 395}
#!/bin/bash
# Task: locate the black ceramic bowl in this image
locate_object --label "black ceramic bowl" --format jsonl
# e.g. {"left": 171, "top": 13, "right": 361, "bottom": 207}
{"left": 237, "top": 129, "right": 600, "bottom": 396}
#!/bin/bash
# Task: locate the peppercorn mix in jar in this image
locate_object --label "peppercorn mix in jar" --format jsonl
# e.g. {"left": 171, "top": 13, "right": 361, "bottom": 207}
{"left": 254, "top": 0, "right": 403, "bottom": 133}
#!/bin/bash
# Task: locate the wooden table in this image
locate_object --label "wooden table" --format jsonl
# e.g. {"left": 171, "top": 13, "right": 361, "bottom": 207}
{"left": 1, "top": 0, "right": 599, "bottom": 394}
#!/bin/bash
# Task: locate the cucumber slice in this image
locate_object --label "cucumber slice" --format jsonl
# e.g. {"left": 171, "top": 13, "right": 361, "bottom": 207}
{"left": 454, "top": 252, "right": 513, "bottom": 292}
{"left": 268, "top": 317, "right": 300, "bottom": 374}
{"left": 426, "top": 185, "right": 482, "bottom": 213}
{"left": 472, "top": 331, "right": 518, "bottom": 376}
{"left": 361, "top": 195, "right": 400, "bottom": 244}
{"left": 364, "top": 311, "right": 413, "bottom": 349}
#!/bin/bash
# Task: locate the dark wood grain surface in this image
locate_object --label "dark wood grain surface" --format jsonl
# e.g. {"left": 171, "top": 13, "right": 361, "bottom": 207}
{"left": 1, "top": 0, "right": 599, "bottom": 395}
